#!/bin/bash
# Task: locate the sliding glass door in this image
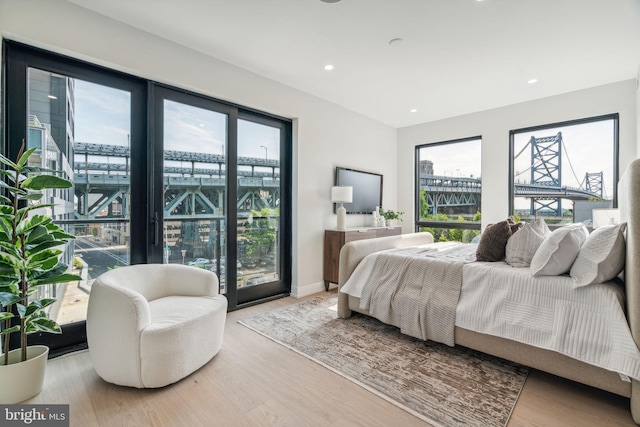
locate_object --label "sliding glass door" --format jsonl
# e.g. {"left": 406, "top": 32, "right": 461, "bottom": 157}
{"left": 155, "top": 90, "right": 234, "bottom": 297}
{"left": 153, "top": 88, "right": 290, "bottom": 307}
{"left": 236, "top": 117, "right": 288, "bottom": 304}
{"left": 4, "top": 42, "right": 148, "bottom": 355}
{"left": 3, "top": 41, "right": 291, "bottom": 355}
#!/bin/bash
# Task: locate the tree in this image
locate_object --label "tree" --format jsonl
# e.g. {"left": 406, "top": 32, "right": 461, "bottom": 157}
{"left": 419, "top": 189, "right": 430, "bottom": 219}
{"left": 243, "top": 208, "right": 277, "bottom": 259}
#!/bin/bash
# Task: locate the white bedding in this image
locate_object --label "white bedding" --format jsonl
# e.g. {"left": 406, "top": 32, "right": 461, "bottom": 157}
{"left": 341, "top": 243, "right": 640, "bottom": 380}
{"left": 340, "top": 242, "right": 473, "bottom": 298}
{"left": 457, "top": 261, "right": 640, "bottom": 381}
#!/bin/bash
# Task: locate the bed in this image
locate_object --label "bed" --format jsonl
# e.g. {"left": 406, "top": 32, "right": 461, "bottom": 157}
{"left": 337, "top": 158, "right": 640, "bottom": 423}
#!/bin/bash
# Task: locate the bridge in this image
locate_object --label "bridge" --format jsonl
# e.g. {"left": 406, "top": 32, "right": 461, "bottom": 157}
{"left": 420, "top": 132, "right": 605, "bottom": 216}
{"left": 73, "top": 142, "right": 280, "bottom": 220}
{"left": 419, "top": 174, "right": 602, "bottom": 216}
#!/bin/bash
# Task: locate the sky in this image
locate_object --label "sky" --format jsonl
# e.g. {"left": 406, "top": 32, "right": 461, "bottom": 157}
{"left": 74, "top": 76, "right": 614, "bottom": 209}
{"left": 418, "top": 119, "right": 615, "bottom": 211}
{"left": 73, "top": 79, "right": 280, "bottom": 165}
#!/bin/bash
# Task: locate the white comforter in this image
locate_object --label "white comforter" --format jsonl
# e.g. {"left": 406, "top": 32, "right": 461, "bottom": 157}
{"left": 457, "top": 261, "right": 640, "bottom": 381}
{"left": 341, "top": 243, "right": 640, "bottom": 380}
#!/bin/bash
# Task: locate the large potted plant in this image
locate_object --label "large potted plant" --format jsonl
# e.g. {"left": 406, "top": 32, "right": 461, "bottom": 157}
{"left": 0, "top": 141, "right": 80, "bottom": 403}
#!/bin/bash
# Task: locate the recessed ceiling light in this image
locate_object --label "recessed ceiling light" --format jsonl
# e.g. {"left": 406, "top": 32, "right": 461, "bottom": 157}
{"left": 324, "top": 64, "right": 334, "bottom": 71}
{"left": 389, "top": 38, "right": 404, "bottom": 47}
{"left": 528, "top": 78, "right": 538, "bottom": 84}
{"left": 410, "top": 109, "right": 418, "bottom": 113}
{"left": 320, "top": 0, "right": 342, "bottom": 3}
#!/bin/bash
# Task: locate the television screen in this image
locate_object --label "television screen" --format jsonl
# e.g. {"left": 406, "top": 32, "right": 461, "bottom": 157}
{"left": 335, "top": 167, "right": 383, "bottom": 214}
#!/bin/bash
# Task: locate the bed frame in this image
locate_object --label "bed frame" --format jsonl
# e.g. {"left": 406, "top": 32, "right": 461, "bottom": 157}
{"left": 337, "top": 158, "right": 640, "bottom": 422}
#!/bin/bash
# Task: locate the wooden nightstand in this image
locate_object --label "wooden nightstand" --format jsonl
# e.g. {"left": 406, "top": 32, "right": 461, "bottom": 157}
{"left": 323, "top": 227, "right": 401, "bottom": 291}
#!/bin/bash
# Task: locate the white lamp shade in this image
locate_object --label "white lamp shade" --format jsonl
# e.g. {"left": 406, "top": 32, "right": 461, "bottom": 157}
{"left": 331, "top": 186, "right": 353, "bottom": 203}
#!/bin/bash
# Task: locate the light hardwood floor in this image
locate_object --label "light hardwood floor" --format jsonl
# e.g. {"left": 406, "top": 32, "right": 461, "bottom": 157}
{"left": 25, "top": 291, "right": 637, "bottom": 426}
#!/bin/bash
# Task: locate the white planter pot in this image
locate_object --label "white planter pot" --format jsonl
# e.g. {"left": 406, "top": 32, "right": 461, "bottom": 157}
{"left": 0, "top": 345, "right": 49, "bottom": 404}
{"left": 387, "top": 219, "right": 398, "bottom": 227}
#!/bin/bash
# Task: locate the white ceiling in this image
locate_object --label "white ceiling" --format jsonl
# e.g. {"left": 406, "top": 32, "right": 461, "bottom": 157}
{"left": 67, "top": 0, "right": 640, "bottom": 128}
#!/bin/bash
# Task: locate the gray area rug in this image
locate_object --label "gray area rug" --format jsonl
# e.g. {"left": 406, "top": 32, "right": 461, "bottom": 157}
{"left": 239, "top": 294, "right": 528, "bottom": 427}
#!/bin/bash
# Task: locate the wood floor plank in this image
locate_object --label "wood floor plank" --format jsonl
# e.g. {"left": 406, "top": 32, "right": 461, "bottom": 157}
{"left": 22, "top": 291, "right": 637, "bottom": 426}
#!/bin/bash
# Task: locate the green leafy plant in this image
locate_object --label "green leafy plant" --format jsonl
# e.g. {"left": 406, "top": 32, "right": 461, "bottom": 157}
{"left": 380, "top": 208, "right": 404, "bottom": 221}
{"left": 244, "top": 208, "right": 277, "bottom": 257}
{"left": 0, "top": 141, "right": 80, "bottom": 365}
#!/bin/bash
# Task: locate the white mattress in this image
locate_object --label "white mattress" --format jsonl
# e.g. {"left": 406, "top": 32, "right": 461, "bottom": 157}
{"left": 457, "top": 261, "right": 640, "bottom": 381}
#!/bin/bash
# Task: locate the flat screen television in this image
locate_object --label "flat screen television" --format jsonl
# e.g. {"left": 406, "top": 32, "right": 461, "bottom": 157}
{"left": 335, "top": 167, "right": 383, "bottom": 214}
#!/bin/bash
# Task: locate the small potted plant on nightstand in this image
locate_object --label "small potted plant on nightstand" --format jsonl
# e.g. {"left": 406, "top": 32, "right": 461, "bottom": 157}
{"left": 380, "top": 208, "right": 404, "bottom": 227}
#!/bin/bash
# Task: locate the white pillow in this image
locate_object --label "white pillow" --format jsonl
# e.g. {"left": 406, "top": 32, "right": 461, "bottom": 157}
{"left": 505, "top": 218, "right": 550, "bottom": 268}
{"left": 530, "top": 224, "right": 589, "bottom": 276}
{"left": 570, "top": 223, "right": 626, "bottom": 287}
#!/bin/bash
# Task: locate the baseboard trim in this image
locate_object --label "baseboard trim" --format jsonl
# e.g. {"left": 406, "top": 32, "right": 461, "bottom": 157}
{"left": 292, "top": 281, "right": 329, "bottom": 298}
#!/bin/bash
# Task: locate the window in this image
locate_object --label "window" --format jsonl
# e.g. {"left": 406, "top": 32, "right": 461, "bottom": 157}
{"left": 415, "top": 137, "right": 482, "bottom": 242}
{"left": 4, "top": 40, "right": 292, "bottom": 356}
{"left": 510, "top": 115, "right": 618, "bottom": 227}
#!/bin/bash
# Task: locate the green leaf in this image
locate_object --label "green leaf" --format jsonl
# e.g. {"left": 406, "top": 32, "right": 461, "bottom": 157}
{"left": 0, "top": 292, "right": 21, "bottom": 307}
{"left": 21, "top": 175, "right": 72, "bottom": 191}
{"left": 18, "top": 192, "right": 44, "bottom": 202}
{"left": 30, "top": 273, "right": 80, "bottom": 286}
{"left": 0, "top": 311, "right": 14, "bottom": 322}
{"left": 0, "top": 180, "right": 22, "bottom": 193}
{"left": 0, "top": 153, "right": 18, "bottom": 171}
{"left": 0, "top": 241, "right": 21, "bottom": 258}
{"left": 27, "top": 248, "right": 62, "bottom": 262}
{"left": 0, "top": 325, "right": 20, "bottom": 336}
{"left": 50, "top": 231, "right": 75, "bottom": 241}
{"left": 29, "top": 317, "right": 61, "bottom": 334}
{"left": 16, "top": 147, "right": 38, "bottom": 169}
{"left": 0, "top": 252, "right": 21, "bottom": 269}
{"left": 0, "top": 282, "right": 19, "bottom": 294}
{"left": 25, "top": 225, "right": 52, "bottom": 244}
{"left": 16, "top": 214, "right": 52, "bottom": 235}
{"left": 26, "top": 240, "right": 66, "bottom": 257}
{"left": 28, "top": 263, "right": 67, "bottom": 283}
{"left": 16, "top": 303, "right": 26, "bottom": 318}
{"left": 0, "top": 195, "right": 12, "bottom": 205}
{"left": 0, "top": 169, "right": 15, "bottom": 182}
{"left": 0, "top": 205, "right": 14, "bottom": 214}
{"left": 25, "top": 298, "right": 56, "bottom": 317}
{"left": 28, "top": 255, "right": 61, "bottom": 272}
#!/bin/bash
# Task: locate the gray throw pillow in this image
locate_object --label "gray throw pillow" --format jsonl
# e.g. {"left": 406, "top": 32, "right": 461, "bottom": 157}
{"left": 476, "top": 218, "right": 523, "bottom": 262}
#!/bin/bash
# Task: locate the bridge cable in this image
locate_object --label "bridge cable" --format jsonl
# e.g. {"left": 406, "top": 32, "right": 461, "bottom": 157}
{"left": 513, "top": 139, "right": 530, "bottom": 159}
{"left": 561, "top": 139, "right": 583, "bottom": 189}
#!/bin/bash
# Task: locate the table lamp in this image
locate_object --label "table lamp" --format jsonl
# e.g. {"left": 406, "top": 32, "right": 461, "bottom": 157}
{"left": 331, "top": 186, "right": 353, "bottom": 230}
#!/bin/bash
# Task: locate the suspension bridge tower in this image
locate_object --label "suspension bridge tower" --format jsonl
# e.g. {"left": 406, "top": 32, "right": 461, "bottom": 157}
{"left": 584, "top": 172, "right": 603, "bottom": 199}
{"left": 530, "top": 132, "right": 563, "bottom": 216}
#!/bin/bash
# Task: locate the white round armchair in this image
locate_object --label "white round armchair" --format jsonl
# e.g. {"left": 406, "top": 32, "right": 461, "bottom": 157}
{"left": 87, "top": 264, "right": 227, "bottom": 388}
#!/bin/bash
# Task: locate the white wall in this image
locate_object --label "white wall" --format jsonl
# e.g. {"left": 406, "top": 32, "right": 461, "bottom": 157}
{"left": 397, "top": 80, "right": 638, "bottom": 231}
{"left": 637, "top": 65, "right": 640, "bottom": 153}
{"left": 0, "top": 0, "right": 398, "bottom": 297}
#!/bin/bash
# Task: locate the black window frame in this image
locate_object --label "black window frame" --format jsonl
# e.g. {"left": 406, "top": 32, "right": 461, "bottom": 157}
{"left": 2, "top": 40, "right": 292, "bottom": 356}
{"left": 414, "top": 136, "right": 483, "bottom": 235}
{"left": 508, "top": 113, "right": 620, "bottom": 224}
